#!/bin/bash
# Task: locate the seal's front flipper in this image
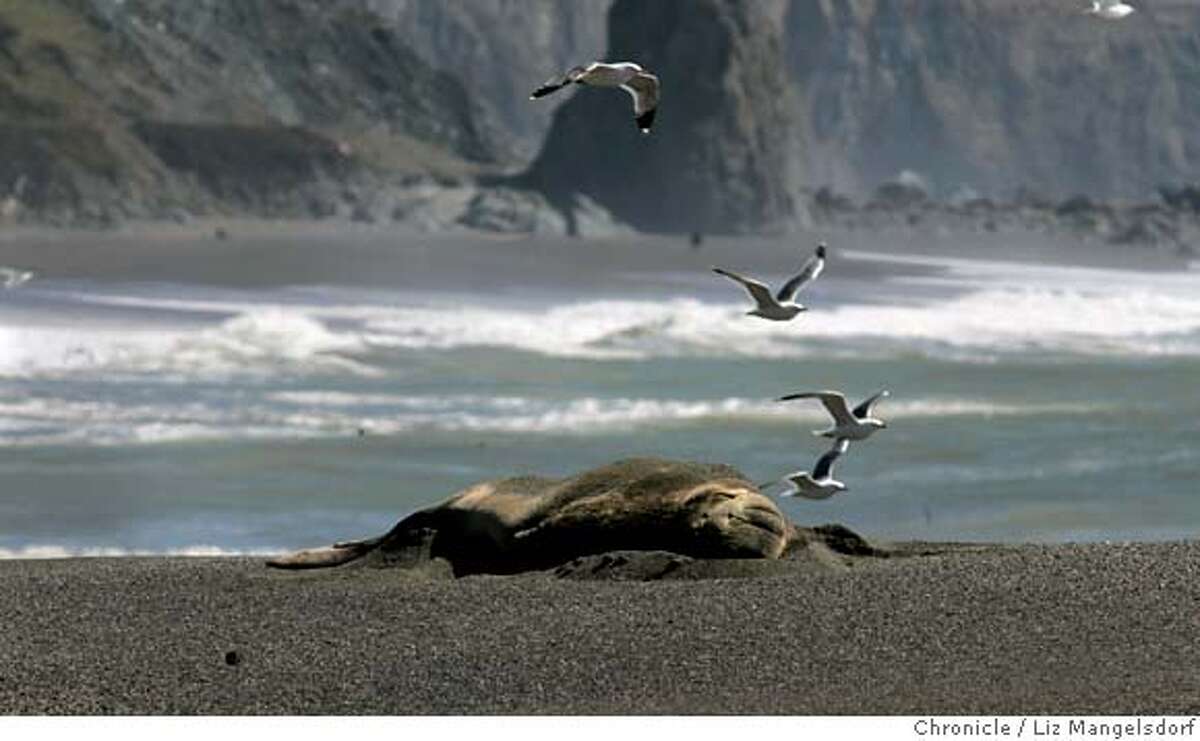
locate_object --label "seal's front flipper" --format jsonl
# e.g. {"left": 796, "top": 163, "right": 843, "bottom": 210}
{"left": 266, "top": 539, "right": 376, "bottom": 570}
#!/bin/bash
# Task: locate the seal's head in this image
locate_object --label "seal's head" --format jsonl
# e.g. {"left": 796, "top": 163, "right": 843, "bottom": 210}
{"left": 680, "top": 480, "right": 790, "bottom": 559}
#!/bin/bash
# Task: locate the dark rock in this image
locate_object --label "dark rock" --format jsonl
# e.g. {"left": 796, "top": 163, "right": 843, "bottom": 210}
{"left": 1109, "top": 214, "right": 1180, "bottom": 247}
{"left": 871, "top": 180, "right": 930, "bottom": 211}
{"left": 1056, "top": 195, "right": 1099, "bottom": 217}
{"left": 1013, "top": 186, "right": 1053, "bottom": 210}
{"left": 812, "top": 186, "right": 855, "bottom": 212}
{"left": 1159, "top": 185, "right": 1200, "bottom": 213}
{"left": 455, "top": 187, "right": 567, "bottom": 234}
{"left": 372, "top": 0, "right": 612, "bottom": 165}
{"left": 523, "top": 0, "right": 803, "bottom": 235}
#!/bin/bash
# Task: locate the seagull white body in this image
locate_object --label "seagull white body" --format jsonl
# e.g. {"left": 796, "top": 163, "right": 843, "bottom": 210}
{"left": 779, "top": 389, "right": 889, "bottom": 442}
{"left": 0, "top": 266, "right": 33, "bottom": 289}
{"left": 712, "top": 243, "right": 826, "bottom": 322}
{"left": 779, "top": 439, "right": 850, "bottom": 500}
{"left": 530, "top": 61, "right": 660, "bottom": 133}
{"left": 1085, "top": 0, "right": 1135, "bottom": 19}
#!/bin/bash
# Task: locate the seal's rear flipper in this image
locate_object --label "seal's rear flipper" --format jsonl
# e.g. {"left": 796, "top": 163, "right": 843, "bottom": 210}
{"left": 266, "top": 538, "right": 378, "bottom": 570}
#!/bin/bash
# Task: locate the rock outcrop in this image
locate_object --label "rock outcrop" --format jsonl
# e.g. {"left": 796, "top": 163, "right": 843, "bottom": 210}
{"left": 522, "top": 0, "right": 806, "bottom": 235}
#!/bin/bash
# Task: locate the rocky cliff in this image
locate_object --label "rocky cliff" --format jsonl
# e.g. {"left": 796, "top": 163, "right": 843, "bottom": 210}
{"left": 0, "top": 0, "right": 503, "bottom": 224}
{"left": 367, "top": 0, "right": 611, "bottom": 166}
{"left": 523, "top": 0, "right": 1200, "bottom": 234}
{"left": 6, "top": 0, "right": 1200, "bottom": 233}
{"left": 787, "top": 0, "right": 1200, "bottom": 199}
{"left": 521, "top": 0, "right": 805, "bottom": 235}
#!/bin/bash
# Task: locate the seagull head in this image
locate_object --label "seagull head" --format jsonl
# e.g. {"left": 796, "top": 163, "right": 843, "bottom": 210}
{"left": 816, "top": 242, "right": 827, "bottom": 259}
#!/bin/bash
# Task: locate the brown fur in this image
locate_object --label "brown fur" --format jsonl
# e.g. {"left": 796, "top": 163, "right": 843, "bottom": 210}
{"left": 267, "top": 458, "right": 795, "bottom": 575}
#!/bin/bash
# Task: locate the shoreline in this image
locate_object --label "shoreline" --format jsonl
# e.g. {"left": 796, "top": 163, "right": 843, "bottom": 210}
{"left": 0, "top": 217, "right": 1189, "bottom": 294}
{"left": 4, "top": 539, "right": 1199, "bottom": 714}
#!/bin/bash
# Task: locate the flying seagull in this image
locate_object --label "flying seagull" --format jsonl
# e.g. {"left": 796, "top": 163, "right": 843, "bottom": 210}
{"left": 0, "top": 266, "right": 33, "bottom": 289}
{"left": 767, "top": 439, "right": 851, "bottom": 500}
{"left": 1084, "top": 0, "right": 1135, "bottom": 19}
{"left": 778, "top": 388, "right": 889, "bottom": 441}
{"left": 530, "top": 61, "right": 660, "bottom": 133}
{"left": 712, "top": 243, "right": 827, "bottom": 321}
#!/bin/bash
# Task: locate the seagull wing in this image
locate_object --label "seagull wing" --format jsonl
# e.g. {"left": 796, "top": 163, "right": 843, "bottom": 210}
{"left": 851, "top": 389, "right": 890, "bottom": 420}
{"left": 530, "top": 65, "right": 587, "bottom": 99}
{"left": 775, "top": 251, "right": 825, "bottom": 302}
{"left": 782, "top": 472, "right": 838, "bottom": 500}
{"left": 620, "top": 71, "right": 659, "bottom": 133}
{"left": 712, "top": 267, "right": 776, "bottom": 310}
{"left": 811, "top": 439, "right": 850, "bottom": 481}
{"left": 777, "top": 391, "right": 857, "bottom": 426}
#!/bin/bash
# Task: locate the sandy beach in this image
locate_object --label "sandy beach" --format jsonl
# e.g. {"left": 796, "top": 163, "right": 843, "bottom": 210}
{"left": 3, "top": 540, "right": 1199, "bottom": 715}
{"left": 0, "top": 219, "right": 1188, "bottom": 292}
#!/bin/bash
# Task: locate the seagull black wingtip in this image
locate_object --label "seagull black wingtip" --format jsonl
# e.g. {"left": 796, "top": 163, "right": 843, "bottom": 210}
{"left": 636, "top": 109, "right": 656, "bottom": 133}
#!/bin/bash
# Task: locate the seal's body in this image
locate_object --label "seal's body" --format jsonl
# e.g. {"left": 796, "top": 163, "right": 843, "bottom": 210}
{"left": 268, "top": 459, "right": 792, "bottom": 575}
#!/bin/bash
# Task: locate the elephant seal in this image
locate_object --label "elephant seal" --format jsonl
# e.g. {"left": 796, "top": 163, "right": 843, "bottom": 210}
{"left": 267, "top": 458, "right": 796, "bottom": 575}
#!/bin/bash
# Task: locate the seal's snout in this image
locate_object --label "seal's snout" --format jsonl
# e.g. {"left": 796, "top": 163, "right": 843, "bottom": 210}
{"left": 687, "top": 485, "right": 789, "bottom": 559}
{"left": 737, "top": 502, "right": 787, "bottom": 538}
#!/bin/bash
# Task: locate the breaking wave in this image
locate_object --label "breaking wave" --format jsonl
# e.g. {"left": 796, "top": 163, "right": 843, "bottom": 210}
{"left": 360, "top": 288, "right": 1200, "bottom": 360}
{"left": 0, "top": 545, "right": 283, "bottom": 559}
{"left": 0, "top": 393, "right": 1109, "bottom": 447}
{"left": 6, "top": 266, "right": 1200, "bottom": 385}
{"left": 0, "top": 309, "right": 374, "bottom": 380}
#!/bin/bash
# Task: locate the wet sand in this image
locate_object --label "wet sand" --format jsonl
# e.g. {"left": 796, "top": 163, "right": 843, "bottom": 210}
{"left": 3, "top": 541, "right": 1200, "bottom": 715}
{"left": 0, "top": 219, "right": 1186, "bottom": 293}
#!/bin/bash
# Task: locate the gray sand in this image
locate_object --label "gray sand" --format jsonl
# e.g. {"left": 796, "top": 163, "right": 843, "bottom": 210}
{"left": 3, "top": 542, "right": 1200, "bottom": 715}
{"left": 0, "top": 219, "right": 1184, "bottom": 293}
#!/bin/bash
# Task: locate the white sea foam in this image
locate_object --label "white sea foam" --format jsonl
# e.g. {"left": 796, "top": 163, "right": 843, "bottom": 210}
{"left": 0, "top": 265, "right": 34, "bottom": 289}
{"left": 0, "top": 545, "right": 283, "bottom": 559}
{"left": 6, "top": 260, "right": 1200, "bottom": 379}
{"left": 0, "top": 394, "right": 1108, "bottom": 446}
{"left": 791, "top": 287, "right": 1200, "bottom": 356}
{"left": 342, "top": 285, "right": 1200, "bottom": 360}
{"left": 0, "top": 308, "right": 375, "bottom": 380}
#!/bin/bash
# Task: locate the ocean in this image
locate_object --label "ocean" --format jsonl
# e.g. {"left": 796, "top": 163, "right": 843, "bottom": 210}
{"left": 1, "top": 227, "right": 1198, "bottom": 557}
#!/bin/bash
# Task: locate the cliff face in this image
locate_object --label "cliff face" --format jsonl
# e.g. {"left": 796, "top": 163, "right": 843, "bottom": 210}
{"left": 367, "top": 0, "right": 611, "bottom": 166}
{"left": 0, "top": 0, "right": 501, "bottom": 223}
{"left": 7, "top": 0, "right": 1200, "bottom": 231}
{"left": 787, "top": 0, "right": 1200, "bottom": 199}
{"left": 523, "top": 0, "right": 1200, "bottom": 231}
{"left": 523, "top": 0, "right": 805, "bottom": 235}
